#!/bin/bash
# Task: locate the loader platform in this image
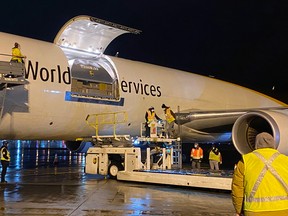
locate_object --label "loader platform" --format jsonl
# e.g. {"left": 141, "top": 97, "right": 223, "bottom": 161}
{"left": 117, "top": 169, "right": 233, "bottom": 191}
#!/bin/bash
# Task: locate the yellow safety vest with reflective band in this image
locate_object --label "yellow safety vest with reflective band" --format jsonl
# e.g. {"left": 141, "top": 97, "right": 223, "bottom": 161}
{"left": 165, "top": 108, "right": 175, "bottom": 123}
{"left": 0, "top": 146, "right": 10, "bottom": 162}
{"left": 243, "top": 148, "right": 288, "bottom": 212}
{"left": 209, "top": 150, "right": 221, "bottom": 162}
{"left": 11, "top": 47, "right": 23, "bottom": 63}
{"left": 147, "top": 111, "right": 155, "bottom": 123}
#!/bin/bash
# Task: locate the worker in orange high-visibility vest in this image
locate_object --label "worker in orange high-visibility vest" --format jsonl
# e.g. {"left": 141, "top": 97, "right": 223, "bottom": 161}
{"left": 190, "top": 143, "right": 203, "bottom": 169}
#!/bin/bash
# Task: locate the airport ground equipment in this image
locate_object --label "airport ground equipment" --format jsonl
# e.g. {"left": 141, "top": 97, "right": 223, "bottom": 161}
{"left": 0, "top": 60, "right": 28, "bottom": 87}
{"left": 85, "top": 139, "right": 233, "bottom": 191}
{"left": 86, "top": 146, "right": 173, "bottom": 178}
{"left": 85, "top": 113, "right": 232, "bottom": 190}
{"left": 0, "top": 60, "right": 29, "bottom": 118}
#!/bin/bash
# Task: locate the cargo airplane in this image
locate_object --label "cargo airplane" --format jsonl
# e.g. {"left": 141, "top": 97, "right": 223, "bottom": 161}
{"left": 0, "top": 15, "right": 287, "bottom": 155}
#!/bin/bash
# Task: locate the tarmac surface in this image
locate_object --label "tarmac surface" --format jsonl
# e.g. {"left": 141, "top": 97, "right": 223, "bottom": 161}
{"left": 0, "top": 140, "right": 236, "bottom": 215}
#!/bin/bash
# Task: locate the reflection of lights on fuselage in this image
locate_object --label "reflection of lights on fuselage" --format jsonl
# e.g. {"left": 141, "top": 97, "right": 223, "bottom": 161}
{"left": 218, "top": 133, "right": 231, "bottom": 141}
{"left": 43, "top": 90, "right": 62, "bottom": 94}
{"left": 61, "top": 46, "right": 102, "bottom": 57}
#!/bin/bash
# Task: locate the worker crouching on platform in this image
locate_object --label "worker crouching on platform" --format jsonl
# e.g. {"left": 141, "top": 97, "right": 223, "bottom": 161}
{"left": 190, "top": 143, "right": 203, "bottom": 169}
{"left": 232, "top": 132, "right": 288, "bottom": 215}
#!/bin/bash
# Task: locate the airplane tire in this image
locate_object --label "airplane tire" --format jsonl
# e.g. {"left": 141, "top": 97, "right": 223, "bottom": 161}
{"left": 108, "top": 162, "right": 124, "bottom": 179}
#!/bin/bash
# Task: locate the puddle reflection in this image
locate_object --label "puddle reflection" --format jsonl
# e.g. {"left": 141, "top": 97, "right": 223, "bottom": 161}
{"left": 6, "top": 140, "right": 85, "bottom": 170}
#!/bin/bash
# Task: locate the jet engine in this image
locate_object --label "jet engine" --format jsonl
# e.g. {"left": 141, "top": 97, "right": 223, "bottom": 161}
{"left": 232, "top": 109, "right": 288, "bottom": 156}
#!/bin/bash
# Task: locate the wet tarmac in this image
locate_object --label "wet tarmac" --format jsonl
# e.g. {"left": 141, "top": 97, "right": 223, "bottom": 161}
{"left": 0, "top": 141, "right": 235, "bottom": 215}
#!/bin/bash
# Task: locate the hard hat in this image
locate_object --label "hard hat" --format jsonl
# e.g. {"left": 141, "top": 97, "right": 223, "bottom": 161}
{"left": 149, "top": 106, "right": 154, "bottom": 110}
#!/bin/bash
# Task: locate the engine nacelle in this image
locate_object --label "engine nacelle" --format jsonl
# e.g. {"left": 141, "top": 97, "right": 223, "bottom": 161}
{"left": 232, "top": 110, "right": 288, "bottom": 156}
{"left": 64, "top": 140, "right": 93, "bottom": 153}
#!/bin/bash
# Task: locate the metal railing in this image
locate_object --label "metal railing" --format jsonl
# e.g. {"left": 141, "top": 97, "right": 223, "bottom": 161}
{"left": 85, "top": 111, "right": 128, "bottom": 141}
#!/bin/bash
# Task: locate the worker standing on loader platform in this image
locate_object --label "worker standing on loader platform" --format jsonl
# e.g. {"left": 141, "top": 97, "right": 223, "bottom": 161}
{"left": 161, "top": 104, "right": 176, "bottom": 138}
{"left": 11, "top": 42, "right": 26, "bottom": 63}
{"left": 190, "top": 143, "right": 203, "bottom": 169}
{"left": 145, "top": 106, "right": 161, "bottom": 137}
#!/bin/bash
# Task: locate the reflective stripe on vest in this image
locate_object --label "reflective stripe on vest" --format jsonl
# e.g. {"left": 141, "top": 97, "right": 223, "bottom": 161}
{"left": 165, "top": 108, "right": 175, "bottom": 123}
{"left": 243, "top": 149, "right": 288, "bottom": 211}
{"left": 0, "top": 147, "right": 10, "bottom": 161}
{"left": 191, "top": 148, "right": 203, "bottom": 159}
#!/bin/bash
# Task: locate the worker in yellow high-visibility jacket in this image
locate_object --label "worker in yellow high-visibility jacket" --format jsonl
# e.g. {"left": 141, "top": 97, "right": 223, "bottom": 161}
{"left": 1, "top": 140, "right": 10, "bottom": 183}
{"left": 145, "top": 106, "right": 161, "bottom": 137}
{"left": 162, "top": 104, "right": 176, "bottom": 138}
{"left": 10, "top": 42, "right": 26, "bottom": 63}
{"left": 209, "top": 145, "right": 222, "bottom": 170}
{"left": 232, "top": 132, "right": 288, "bottom": 216}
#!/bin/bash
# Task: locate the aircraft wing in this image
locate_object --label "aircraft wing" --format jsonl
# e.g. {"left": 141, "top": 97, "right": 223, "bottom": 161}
{"left": 176, "top": 106, "right": 288, "bottom": 143}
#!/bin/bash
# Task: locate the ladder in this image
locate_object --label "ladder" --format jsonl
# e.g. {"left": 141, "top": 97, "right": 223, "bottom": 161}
{"left": 171, "top": 139, "right": 182, "bottom": 169}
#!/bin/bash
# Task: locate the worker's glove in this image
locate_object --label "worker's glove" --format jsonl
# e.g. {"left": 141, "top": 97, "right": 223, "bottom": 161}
{"left": 190, "top": 158, "right": 192, "bottom": 162}
{"left": 220, "top": 162, "right": 222, "bottom": 164}
{"left": 199, "top": 160, "right": 201, "bottom": 163}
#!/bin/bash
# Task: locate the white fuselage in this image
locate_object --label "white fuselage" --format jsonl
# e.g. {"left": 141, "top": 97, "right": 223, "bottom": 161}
{"left": 0, "top": 32, "right": 285, "bottom": 141}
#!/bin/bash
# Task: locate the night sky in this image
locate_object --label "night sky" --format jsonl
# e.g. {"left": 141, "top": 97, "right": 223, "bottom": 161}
{"left": 1, "top": 1, "right": 288, "bottom": 103}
